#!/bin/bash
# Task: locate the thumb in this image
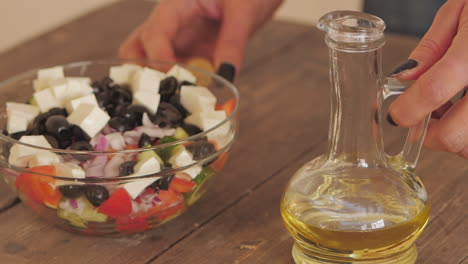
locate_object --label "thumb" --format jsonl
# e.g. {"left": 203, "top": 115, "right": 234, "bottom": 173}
{"left": 391, "top": 0, "right": 464, "bottom": 80}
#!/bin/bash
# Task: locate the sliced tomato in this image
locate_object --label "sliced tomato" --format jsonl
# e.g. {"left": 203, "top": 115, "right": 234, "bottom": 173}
{"left": 98, "top": 188, "right": 132, "bottom": 218}
{"left": 215, "top": 98, "right": 236, "bottom": 116}
{"left": 210, "top": 152, "right": 229, "bottom": 172}
{"left": 169, "top": 178, "right": 196, "bottom": 193}
{"left": 15, "top": 166, "right": 61, "bottom": 208}
{"left": 158, "top": 189, "right": 181, "bottom": 206}
{"left": 125, "top": 144, "right": 139, "bottom": 150}
{"left": 136, "top": 189, "right": 186, "bottom": 220}
{"left": 116, "top": 216, "right": 149, "bottom": 232}
{"left": 134, "top": 188, "right": 156, "bottom": 203}
{"left": 158, "top": 202, "right": 186, "bottom": 222}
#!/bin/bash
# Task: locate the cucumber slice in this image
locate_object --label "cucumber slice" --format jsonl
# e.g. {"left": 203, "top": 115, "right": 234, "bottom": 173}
{"left": 29, "top": 97, "right": 38, "bottom": 106}
{"left": 137, "top": 147, "right": 164, "bottom": 165}
{"left": 184, "top": 167, "right": 216, "bottom": 205}
{"left": 173, "top": 127, "right": 189, "bottom": 140}
{"left": 57, "top": 196, "right": 108, "bottom": 228}
{"left": 156, "top": 136, "right": 178, "bottom": 161}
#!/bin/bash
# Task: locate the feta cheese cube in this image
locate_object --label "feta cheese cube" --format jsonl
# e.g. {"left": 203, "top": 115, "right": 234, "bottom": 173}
{"left": 50, "top": 82, "right": 68, "bottom": 107}
{"left": 37, "top": 66, "right": 64, "bottom": 81}
{"left": 33, "top": 88, "right": 61, "bottom": 113}
{"left": 6, "top": 102, "right": 40, "bottom": 123}
{"left": 133, "top": 90, "right": 161, "bottom": 114}
{"left": 123, "top": 157, "right": 161, "bottom": 199}
{"left": 185, "top": 110, "right": 227, "bottom": 132}
{"left": 185, "top": 110, "right": 230, "bottom": 142}
{"left": 166, "top": 65, "right": 197, "bottom": 83}
{"left": 132, "top": 67, "right": 164, "bottom": 92}
{"left": 185, "top": 165, "right": 203, "bottom": 179}
{"left": 54, "top": 162, "right": 86, "bottom": 185}
{"left": 180, "top": 86, "right": 216, "bottom": 114}
{"left": 66, "top": 77, "right": 92, "bottom": 85}
{"left": 7, "top": 114, "right": 28, "bottom": 134}
{"left": 8, "top": 135, "right": 53, "bottom": 167}
{"left": 168, "top": 146, "right": 201, "bottom": 178}
{"left": 73, "top": 83, "right": 94, "bottom": 97}
{"left": 67, "top": 104, "right": 110, "bottom": 138}
{"left": 66, "top": 94, "right": 98, "bottom": 113}
{"left": 109, "top": 64, "right": 142, "bottom": 85}
{"left": 33, "top": 79, "right": 51, "bottom": 91}
{"left": 29, "top": 151, "right": 61, "bottom": 167}
{"left": 51, "top": 79, "right": 93, "bottom": 107}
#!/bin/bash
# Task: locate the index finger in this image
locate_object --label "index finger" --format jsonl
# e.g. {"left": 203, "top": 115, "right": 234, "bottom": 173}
{"left": 389, "top": 3, "right": 468, "bottom": 127}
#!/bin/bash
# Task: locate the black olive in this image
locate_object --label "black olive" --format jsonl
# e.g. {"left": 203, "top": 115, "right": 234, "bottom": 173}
{"left": 169, "top": 94, "right": 189, "bottom": 118}
{"left": 71, "top": 140, "right": 93, "bottom": 151}
{"left": 186, "top": 141, "right": 216, "bottom": 160}
{"left": 47, "top": 107, "right": 68, "bottom": 117}
{"left": 83, "top": 185, "right": 109, "bottom": 207}
{"left": 31, "top": 112, "right": 52, "bottom": 134}
{"left": 155, "top": 174, "right": 174, "bottom": 191}
{"left": 96, "top": 91, "right": 111, "bottom": 109}
{"left": 127, "top": 104, "right": 151, "bottom": 126}
{"left": 45, "top": 115, "right": 70, "bottom": 136}
{"left": 119, "top": 161, "right": 137, "bottom": 176}
{"left": 92, "top": 77, "right": 114, "bottom": 93}
{"left": 91, "top": 82, "right": 102, "bottom": 94}
{"left": 104, "top": 103, "right": 117, "bottom": 116}
{"left": 112, "top": 87, "right": 132, "bottom": 105}
{"left": 151, "top": 114, "right": 170, "bottom": 128}
{"left": 108, "top": 116, "right": 128, "bottom": 132}
{"left": 180, "top": 80, "right": 196, "bottom": 87}
{"left": 43, "top": 134, "right": 60, "bottom": 149}
{"left": 181, "top": 123, "right": 202, "bottom": 136}
{"left": 101, "top": 76, "right": 114, "bottom": 86}
{"left": 58, "top": 185, "right": 83, "bottom": 199}
{"left": 159, "top": 76, "right": 179, "bottom": 101}
{"left": 114, "top": 104, "right": 135, "bottom": 120}
{"left": 138, "top": 133, "right": 152, "bottom": 148}
{"left": 151, "top": 102, "right": 183, "bottom": 128}
{"left": 9, "top": 131, "right": 29, "bottom": 140}
{"left": 70, "top": 125, "right": 90, "bottom": 142}
{"left": 70, "top": 141, "right": 93, "bottom": 161}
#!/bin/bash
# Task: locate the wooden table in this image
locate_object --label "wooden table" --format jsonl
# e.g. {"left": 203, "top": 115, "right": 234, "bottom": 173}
{"left": 0, "top": 1, "right": 466, "bottom": 264}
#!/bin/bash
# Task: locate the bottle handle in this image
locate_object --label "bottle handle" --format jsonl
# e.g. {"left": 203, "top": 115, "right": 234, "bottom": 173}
{"left": 383, "top": 77, "right": 430, "bottom": 171}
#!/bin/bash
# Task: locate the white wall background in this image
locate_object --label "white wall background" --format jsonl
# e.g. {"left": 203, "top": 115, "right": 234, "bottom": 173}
{"left": 276, "top": 0, "right": 363, "bottom": 25}
{"left": 0, "top": 0, "right": 363, "bottom": 54}
{"left": 0, "top": 0, "right": 120, "bottom": 54}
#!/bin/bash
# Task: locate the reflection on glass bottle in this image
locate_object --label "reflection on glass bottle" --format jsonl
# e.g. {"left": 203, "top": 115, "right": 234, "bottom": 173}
{"left": 281, "top": 11, "right": 430, "bottom": 264}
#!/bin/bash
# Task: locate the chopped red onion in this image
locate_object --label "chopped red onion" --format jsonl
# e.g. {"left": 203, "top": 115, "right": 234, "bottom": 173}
{"left": 70, "top": 199, "right": 78, "bottom": 209}
{"left": 94, "top": 134, "right": 108, "bottom": 151}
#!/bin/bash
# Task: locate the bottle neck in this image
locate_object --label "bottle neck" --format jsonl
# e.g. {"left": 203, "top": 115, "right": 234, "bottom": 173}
{"left": 326, "top": 48, "right": 385, "bottom": 166}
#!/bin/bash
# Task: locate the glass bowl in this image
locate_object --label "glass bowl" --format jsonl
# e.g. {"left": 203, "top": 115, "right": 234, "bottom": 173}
{"left": 0, "top": 59, "right": 239, "bottom": 235}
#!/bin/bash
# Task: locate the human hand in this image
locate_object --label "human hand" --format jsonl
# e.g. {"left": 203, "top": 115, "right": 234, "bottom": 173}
{"left": 388, "top": 0, "right": 468, "bottom": 159}
{"left": 119, "top": 0, "right": 283, "bottom": 74}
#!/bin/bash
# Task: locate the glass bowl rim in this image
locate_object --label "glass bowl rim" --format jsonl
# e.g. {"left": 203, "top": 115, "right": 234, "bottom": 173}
{"left": 0, "top": 59, "right": 239, "bottom": 180}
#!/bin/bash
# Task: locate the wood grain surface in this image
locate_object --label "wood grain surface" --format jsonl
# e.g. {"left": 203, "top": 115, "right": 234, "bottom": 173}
{"left": 0, "top": 1, "right": 466, "bottom": 264}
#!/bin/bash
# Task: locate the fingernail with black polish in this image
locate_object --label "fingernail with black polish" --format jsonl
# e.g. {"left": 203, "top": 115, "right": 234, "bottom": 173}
{"left": 386, "top": 113, "right": 398, "bottom": 126}
{"left": 389, "top": 59, "right": 418, "bottom": 76}
{"left": 217, "top": 63, "right": 236, "bottom": 82}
